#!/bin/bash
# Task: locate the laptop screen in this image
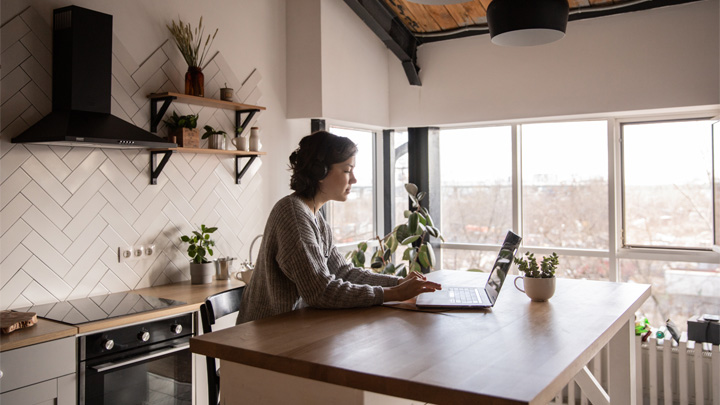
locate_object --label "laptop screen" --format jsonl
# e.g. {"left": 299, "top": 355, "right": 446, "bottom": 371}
{"left": 485, "top": 231, "right": 522, "bottom": 303}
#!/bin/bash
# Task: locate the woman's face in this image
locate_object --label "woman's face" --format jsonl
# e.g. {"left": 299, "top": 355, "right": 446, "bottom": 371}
{"left": 317, "top": 155, "right": 357, "bottom": 203}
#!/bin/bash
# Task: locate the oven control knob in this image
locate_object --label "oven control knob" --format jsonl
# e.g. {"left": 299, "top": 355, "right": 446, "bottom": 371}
{"left": 103, "top": 339, "right": 114, "bottom": 351}
{"left": 171, "top": 324, "right": 183, "bottom": 334}
{"left": 138, "top": 331, "right": 150, "bottom": 342}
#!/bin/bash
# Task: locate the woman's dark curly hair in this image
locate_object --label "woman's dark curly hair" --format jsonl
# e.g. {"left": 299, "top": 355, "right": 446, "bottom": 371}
{"left": 289, "top": 131, "right": 357, "bottom": 199}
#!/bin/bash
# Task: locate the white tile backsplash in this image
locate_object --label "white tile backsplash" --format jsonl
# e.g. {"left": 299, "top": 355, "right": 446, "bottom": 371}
{"left": 0, "top": 8, "right": 265, "bottom": 309}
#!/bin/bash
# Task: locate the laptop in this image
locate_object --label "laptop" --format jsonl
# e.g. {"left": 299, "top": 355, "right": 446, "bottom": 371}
{"left": 415, "top": 230, "right": 522, "bottom": 309}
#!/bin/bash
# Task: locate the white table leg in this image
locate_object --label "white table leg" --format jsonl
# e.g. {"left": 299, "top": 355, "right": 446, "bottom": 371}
{"left": 608, "top": 316, "right": 637, "bottom": 405}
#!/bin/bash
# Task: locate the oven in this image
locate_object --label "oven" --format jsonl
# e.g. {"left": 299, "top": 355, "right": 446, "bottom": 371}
{"left": 78, "top": 313, "right": 193, "bottom": 405}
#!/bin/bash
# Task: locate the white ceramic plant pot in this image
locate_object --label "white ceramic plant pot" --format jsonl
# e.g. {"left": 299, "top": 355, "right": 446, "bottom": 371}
{"left": 190, "top": 261, "right": 214, "bottom": 284}
{"left": 514, "top": 276, "right": 556, "bottom": 302}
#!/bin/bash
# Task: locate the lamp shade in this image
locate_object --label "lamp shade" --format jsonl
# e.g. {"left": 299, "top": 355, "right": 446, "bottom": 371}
{"left": 487, "top": 0, "right": 569, "bottom": 46}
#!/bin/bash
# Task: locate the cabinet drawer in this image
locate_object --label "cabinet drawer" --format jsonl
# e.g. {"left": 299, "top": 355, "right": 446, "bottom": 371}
{"left": 0, "top": 336, "right": 76, "bottom": 393}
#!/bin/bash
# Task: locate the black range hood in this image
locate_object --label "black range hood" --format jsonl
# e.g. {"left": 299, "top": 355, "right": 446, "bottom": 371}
{"left": 12, "top": 6, "right": 176, "bottom": 149}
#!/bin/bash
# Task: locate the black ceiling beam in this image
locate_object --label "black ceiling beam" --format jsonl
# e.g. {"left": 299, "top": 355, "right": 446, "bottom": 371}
{"left": 343, "top": 0, "right": 421, "bottom": 86}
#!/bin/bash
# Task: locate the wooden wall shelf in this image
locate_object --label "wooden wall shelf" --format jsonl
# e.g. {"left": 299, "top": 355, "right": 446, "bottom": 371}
{"left": 147, "top": 93, "right": 268, "bottom": 186}
{"left": 148, "top": 92, "right": 266, "bottom": 133}
{"left": 149, "top": 148, "right": 266, "bottom": 185}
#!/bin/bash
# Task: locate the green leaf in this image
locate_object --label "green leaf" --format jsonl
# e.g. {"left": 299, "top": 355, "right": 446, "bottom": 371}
{"left": 370, "top": 261, "right": 383, "bottom": 269}
{"left": 383, "top": 248, "right": 392, "bottom": 262}
{"left": 410, "top": 261, "right": 421, "bottom": 274}
{"left": 408, "top": 212, "right": 418, "bottom": 234}
{"left": 417, "top": 191, "right": 426, "bottom": 202}
{"left": 427, "top": 226, "right": 439, "bottom": 238}
{"left": 404, "top": 183, "right": 418, "bottom": 196}
{"left": 401, "top": 235, "right": 420, "bottom": 245}
{"left": 403, "top": 210, "right": 412, "bottom": 218}
{"left": 417, "top": 212, "right": 427, "bottom": 226}
{"left": 387, "top": 234, "right": 398, "bottom": 253}
{"left": 207, "top": 247, "right": 213, "bottom": 256}
{"left": 426, "top": 243, "right": 435, "bottom": 268}
{"left": 395, "top": 263, "right": 406, "bottom": 277}
{"left": 205, "top": 227, "right": 218, "bottom": 233}
{"left": 355, "top": 251, "right": 365, "bottom": 266}
{"left": 395, "top": 224, "right": 410, "bottom": 243}
{"left": 358, "top": 241, "right": 368, "bottom": 252}
{"left": 418, "top": 245, "right": 430, "bottom": 268}
{"left": 466, "top": 268, "right": 484, "bottom": 272}
{"left": 416, "top": 223, "right": 426, "bottom": 235}
{"left": 383, "top": 263, "right": 396, "bottom": 275}
{"left": 180, "top": 235, "right": 190, "bottom": 242}
{"left": 197, "top": 247, "right": 206, "bottom": 258}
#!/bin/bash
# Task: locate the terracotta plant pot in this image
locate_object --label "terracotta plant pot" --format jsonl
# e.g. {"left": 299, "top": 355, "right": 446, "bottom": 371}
{"left": 514, "top": 276, "right": 556, "bottom": 302}
{"left": 190, "top": 262, "right": 214, "bottom": 284}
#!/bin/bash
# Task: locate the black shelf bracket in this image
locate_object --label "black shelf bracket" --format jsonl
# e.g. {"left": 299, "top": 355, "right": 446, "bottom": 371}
{"left": 235, "top": 109, "right": 260, "bottom": 135}
{"left": 235, "top": 155, "right": 257, "bottom": 185}
{"left": 150, "top": 150, "right": 174, "bottom": 185}
{"left": 150, "top": 95, "right": 177, "bottom": 132}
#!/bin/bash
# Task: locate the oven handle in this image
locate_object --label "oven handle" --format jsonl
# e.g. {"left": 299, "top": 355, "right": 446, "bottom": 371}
{"left": 91, "top": 343, "right": 190, "bottom": 373}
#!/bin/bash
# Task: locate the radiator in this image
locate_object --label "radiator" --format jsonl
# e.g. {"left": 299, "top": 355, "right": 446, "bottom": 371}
{"left": 549, "top": 336, "right": 720, "bottom": 405}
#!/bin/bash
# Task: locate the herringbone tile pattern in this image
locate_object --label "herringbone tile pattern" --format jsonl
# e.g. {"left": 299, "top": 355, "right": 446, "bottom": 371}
{"left": 0, "top": 7, "right": 265, "bottom": 309}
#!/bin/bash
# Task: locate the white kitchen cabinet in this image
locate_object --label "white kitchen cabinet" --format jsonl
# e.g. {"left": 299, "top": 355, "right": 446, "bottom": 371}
{"left": 0, "top": 336, "right": 76, "bottom": 405}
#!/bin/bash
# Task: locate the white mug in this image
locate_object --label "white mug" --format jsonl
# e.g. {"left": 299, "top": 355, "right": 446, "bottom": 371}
{"left": 232, "top": 136, "right": 248, "bottom": 151}
{"left": 514, "top": 276, "right": 556, "bottom": 302}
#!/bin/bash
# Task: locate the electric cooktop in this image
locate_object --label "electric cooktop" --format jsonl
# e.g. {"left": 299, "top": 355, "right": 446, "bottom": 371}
{"left": 17, "top": 292, "right": 186, "bottom": 326}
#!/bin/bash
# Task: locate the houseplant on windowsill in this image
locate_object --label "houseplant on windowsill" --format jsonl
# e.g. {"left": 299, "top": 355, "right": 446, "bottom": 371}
{"left": 347, "top": 183, "right": 444, "bottom": 277}
{"left": 164, "top": 111, "right": 199, "bottom": 148}
{"left": 167, "top": 17, "right": 218, "bottom": 97}
{"left": 513, "top": 252, "right": 559, "bottom": 302}
{"left": 181, "top": 224, "right": 217, "bottom": 284}
{"left": 202, "top": 125, "right": 227, "bottom": 150}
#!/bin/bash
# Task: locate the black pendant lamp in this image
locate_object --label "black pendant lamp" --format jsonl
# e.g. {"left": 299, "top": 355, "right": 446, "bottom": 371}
{"left": 487, "top": 0, "right": 569, "bottom": 46}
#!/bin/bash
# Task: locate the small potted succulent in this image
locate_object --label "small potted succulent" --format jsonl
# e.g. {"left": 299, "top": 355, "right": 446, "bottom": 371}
{"left": 202, "top": 125, "right": 227, "bottom": 150}
{"left": 513, "top": 252, "right": 559, "bottom": 301}
{"left": 181, "top": 224, "right": 217, "bottom": 284}
{"left": 164, "top": 111, "right": 199, "bottom": 148}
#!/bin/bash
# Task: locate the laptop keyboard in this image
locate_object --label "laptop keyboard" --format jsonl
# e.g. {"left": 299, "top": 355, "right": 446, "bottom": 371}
{"left": 448, "top": 287, "right": 481, "bottom": 304}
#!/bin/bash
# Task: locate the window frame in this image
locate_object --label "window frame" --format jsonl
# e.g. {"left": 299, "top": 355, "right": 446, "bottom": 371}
{"left": 325, "top": 122, "right": 384, "bottom": 252}
{"left": 383, "top": 108, "right": 720, "bottom": 282}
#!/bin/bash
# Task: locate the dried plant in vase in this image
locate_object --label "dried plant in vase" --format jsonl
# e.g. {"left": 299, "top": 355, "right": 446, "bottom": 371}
{"left": 167, "top": 17, "right": 218, "bottom": 97}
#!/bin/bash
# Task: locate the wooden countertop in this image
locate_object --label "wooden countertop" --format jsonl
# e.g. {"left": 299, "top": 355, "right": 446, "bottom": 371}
{"left": 191, "top": 271, "right": 651, "bottom": 404}
{"left": 0, "top": 278, "right": 244, "bottom": 350}
{"left": 0, "top": 318, "right": 77, "bottom": 352}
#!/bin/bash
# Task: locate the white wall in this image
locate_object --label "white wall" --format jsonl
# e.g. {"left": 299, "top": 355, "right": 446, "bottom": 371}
{"left": 0, "top": 0, "right": 295, "bottom": 308}
{"left": 286, "top": 0, "right": 390, "bottom": 127}
{"left": 389, "top": 0, "right": 720, "bottom": 126}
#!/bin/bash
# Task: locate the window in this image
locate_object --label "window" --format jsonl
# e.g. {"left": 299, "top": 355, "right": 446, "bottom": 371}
{"left": 394, "top": 131, "right": 409, "bottom": 229}
{"left": 622, "top": 119, "right": 715, "bottom": 249}
{"left": 439, "top": 127, "right": 513, "bottom": 245}
{"left": 325, "top": 126, "right": 376, "bottom": 245}
{"left": 521, "top": 121, "right": 609, "bottom": 249}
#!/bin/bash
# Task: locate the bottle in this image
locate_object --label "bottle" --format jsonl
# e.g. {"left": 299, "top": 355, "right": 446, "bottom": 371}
{"left": 249, "top": 127, "right": 262, "bottom": 151}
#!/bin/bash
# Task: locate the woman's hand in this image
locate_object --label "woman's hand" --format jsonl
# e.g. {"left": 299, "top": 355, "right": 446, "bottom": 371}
{"left": 383, "top": 272, "right": 442, "bottom": 302}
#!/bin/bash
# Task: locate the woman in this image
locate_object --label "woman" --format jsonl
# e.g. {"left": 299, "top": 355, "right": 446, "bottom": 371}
{"left": 236, "top": 131, "right": 441, "bottom": 324}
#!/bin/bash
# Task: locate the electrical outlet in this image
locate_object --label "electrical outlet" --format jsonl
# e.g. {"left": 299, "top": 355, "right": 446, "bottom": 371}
{"left": 145, "top": 244, "right": 155, "bottom": 257}
{"left": 118, "top": 246, "right": 133, "bottom": 263}
{"left": 135, "top": 246, "right": 144, "bottom": 259}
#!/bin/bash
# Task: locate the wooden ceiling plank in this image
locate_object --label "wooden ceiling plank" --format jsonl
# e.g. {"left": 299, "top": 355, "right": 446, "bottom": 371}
{"left": 425, "top": 6, "right": 462, "bottom": 31}
{"left": 383, "top": 0, "right": 423, "bottom": 33}
{"left": 395, "top": 0, "right": 443, "bottom": 32}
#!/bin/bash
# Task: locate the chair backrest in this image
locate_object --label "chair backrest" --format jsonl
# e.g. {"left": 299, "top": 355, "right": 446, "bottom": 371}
{"left": 199, "top": 286, "right": 245, "bottom": 405}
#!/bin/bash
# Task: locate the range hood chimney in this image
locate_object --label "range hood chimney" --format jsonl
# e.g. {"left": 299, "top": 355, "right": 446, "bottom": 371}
{"left": 12, "top": 6, "right": 176, "bottom": 149}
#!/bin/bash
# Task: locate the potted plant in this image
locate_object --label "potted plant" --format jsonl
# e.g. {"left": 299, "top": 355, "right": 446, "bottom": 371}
{"left": 167, "top": 17, "right": 218, "bottom": 97}
{"left": 512, "top": 252, "right": 559, "bottom": 301}
{"left": 202, "top": 125, "right": 227, "bottom": 150}
{"left": 347, "top": 183, "right": 444, "bottom": 277}
{"left": 181, "top": 224, "right": 217, "bottom": 284}
{"left": 164, "top": 111, "right": 199, "bottom": 148}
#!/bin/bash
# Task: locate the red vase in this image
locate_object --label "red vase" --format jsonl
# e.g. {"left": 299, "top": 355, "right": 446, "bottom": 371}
{"left": 185, "top": 67, "right": 204, "bottom": 97}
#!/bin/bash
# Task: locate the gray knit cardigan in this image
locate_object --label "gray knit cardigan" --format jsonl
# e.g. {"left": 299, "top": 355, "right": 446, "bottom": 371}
{"left": 236, "top": 194, "right": 400, "bottom": 324}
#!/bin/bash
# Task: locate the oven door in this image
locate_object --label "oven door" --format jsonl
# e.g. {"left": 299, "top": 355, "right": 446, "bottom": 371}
{"left": 80, "top": 337, "right": 191, "bottom": 405}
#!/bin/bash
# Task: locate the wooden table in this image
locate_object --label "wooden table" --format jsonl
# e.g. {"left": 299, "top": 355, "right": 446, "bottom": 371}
{"left": 191, "top": 271, "right": 650, "bottom": 404}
